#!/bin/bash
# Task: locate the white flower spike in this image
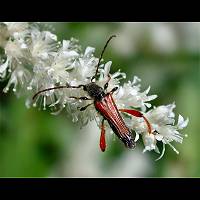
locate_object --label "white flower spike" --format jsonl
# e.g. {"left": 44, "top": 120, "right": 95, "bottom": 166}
{"left": 0, "top": 22, "right": 189, "bottom": 160}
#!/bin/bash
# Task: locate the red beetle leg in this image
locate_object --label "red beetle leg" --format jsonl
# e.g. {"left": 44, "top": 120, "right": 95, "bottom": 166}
{"left": 119, "top": 109, "right": 152, "bottom": 134}
{"left": 99, "top": 119, "right": 106, "bottom": 152}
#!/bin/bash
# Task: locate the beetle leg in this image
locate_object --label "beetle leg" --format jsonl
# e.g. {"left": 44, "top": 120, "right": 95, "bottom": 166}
{"left": 69, "top": 96, "right": 92, "bottom": 100}
{"left": 79, "top": 103, "right": 93, "bottom": 111}
{"left": 119, "top": 109, "right": 152, "bottom": 134}
{"left": 109, "top": 87, "right": 118, "bottom": 95}
{"left": 104, "top": 74, "right": 111, "bottom": 90}
{"left": 100, "top": 119, "right": 106, "bottom": 152}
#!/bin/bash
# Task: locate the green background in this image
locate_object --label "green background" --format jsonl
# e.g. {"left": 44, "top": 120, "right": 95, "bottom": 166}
{"left": 0, "top": 22, "right": 199, "bottom": 177}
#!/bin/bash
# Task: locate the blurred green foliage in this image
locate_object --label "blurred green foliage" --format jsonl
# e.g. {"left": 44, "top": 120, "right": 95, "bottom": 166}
{"left": 0, "top": 23, "right": 199, "bottom": 177}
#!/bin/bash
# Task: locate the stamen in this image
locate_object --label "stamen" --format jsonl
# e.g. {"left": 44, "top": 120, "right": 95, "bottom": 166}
{"left": 43, "top": 96, "right": 46, "bottom": 110}
{"left": 155, "top": 143, "right": 165, "bottom": 161}
{"left": 167, "top": 141, "right": 179, "bottom": 154}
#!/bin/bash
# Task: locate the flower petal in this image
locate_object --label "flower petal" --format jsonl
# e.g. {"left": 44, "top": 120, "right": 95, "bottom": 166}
{"left": 177, "top": 114, "right": 189, "bottom": 129}
{"left": 104, "top": 61, "right": 112, "bottom": 77}
{"left": 134, "top": 131, "right": 140, "bottom": 142}
{"left": 84, "top": 46, "right": 95, "bottom": 56}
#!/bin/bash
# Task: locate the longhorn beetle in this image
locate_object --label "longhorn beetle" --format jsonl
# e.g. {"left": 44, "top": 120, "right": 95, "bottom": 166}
{"left": 33, "top": 35, "right": 152, "bottom": 152}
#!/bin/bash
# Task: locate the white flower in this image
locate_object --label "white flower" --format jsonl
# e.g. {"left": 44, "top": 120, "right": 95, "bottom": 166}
{"left": 142, "top": 133, "right": 157, "bottom": 152}
{"left": 98, "top": 61, "right": 126, "bottom": 90}
{"left": 144, "top": 104, "right": 189, "bottom": 160}
{"left": 0, "top": 22, "right": 31, "bottom": 85}
{"left": 0, "top": 22, "right": 29, "bottom": 47}
{"left": 4, "top": 22, "right": 29, "bottom": 35}
{"left": 118, "top": 101, "right": 189, "bottom": 160}
{"left": 70, "top": 46, "right": 98, "bottom": 83}
{"left": 3, "top": 63, "right": 31, "bottom": 94}
{"left": 146, "top": 104, "right": 189, "bottom": 143}
{"left": 5, "top": 39, "right": 27, "bottom": 60}
{"left": 30, "top": 29, "right": 58, "bottom": 61}
{"left": 146, "top": 103, "right": 176, "bottom": 125}
{"left": 114, "top": 76, "right": 157, "bottom": 111}
{"left": 48, "top": 39, "right": 80, "bottom": 83}
{"left": 0, "top": 22, "right": 189, "bottom": 161}
{"left": 2, "top": 22, "right": 29, "bottom": 56}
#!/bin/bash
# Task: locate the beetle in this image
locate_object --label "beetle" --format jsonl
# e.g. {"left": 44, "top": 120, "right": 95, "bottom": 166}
{"left": 33, "top": 35, "right": 152, "bottom": 152}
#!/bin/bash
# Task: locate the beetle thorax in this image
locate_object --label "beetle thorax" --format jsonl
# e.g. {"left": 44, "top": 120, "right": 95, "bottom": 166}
{"left": 85, "top": 83, "right": 105, "bottom": 101}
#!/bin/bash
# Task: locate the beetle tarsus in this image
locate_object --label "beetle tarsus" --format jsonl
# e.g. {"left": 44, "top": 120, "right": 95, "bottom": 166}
{"left": 109, "top": 87, "right": 118, "bottom": 94}
{"left": 123, "top": 137, "right": 136, "bottom": 149}
{"left": 79, "top": 103, "right": 93, "bottom": 111}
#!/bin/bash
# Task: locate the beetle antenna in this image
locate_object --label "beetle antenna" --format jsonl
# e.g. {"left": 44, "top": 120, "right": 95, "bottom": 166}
{"left": 91, "top": 35, "right": 116, "bottom": 82}
{"left": 32, "top": 84, "right": 84, "bottom": 100}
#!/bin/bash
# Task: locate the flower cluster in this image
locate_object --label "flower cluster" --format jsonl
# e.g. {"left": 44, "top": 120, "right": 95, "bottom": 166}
{"left": 0, "top": 22, "right": 189, "bottom": 160}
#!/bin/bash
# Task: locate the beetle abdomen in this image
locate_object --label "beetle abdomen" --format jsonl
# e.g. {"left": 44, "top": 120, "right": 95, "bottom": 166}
{"left": 107, "top": 120, "right": 136, "bottom": 149}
